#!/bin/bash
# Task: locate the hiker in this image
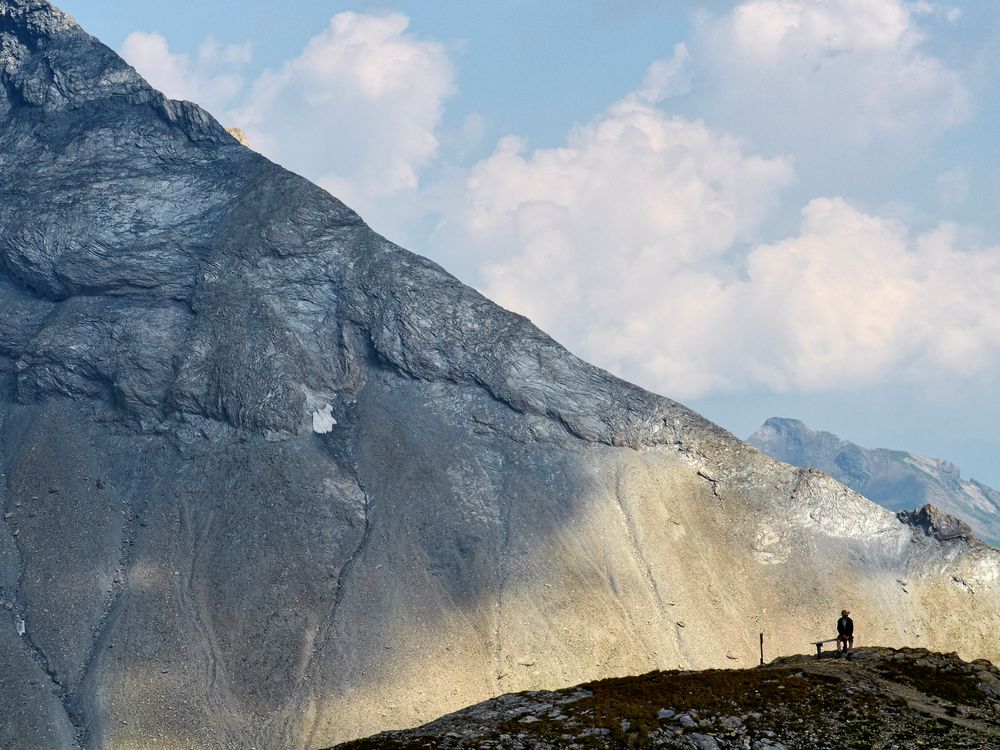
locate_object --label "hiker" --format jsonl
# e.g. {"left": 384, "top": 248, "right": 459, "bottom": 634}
{"left": 836, "top": 609, "right": 854, "bottom": 656}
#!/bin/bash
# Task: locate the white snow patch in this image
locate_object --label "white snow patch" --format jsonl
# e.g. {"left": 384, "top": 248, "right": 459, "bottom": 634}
{"left": 312, "top": 404, "right": 337, "bottom": 434}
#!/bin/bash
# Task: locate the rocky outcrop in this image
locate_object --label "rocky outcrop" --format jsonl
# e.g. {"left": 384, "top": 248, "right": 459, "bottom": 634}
{"left": 748, "top": 417, "right": 1000, "bottom": 545}
{"left": 2, "top": 2, "right": 1000, "bottom": 749}
{"left": 336, "top": 647, "right": 1000, "bottom": 749}
{"left": 898, "top": 504, "right": 975, "bottom": 543}
{"left": 226, "top": 126, "right": 251, "bottom": 147}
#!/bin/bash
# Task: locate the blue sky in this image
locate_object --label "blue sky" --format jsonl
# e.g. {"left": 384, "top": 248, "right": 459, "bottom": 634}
{"left": 60, "top": 0, "right": 1000, "bottom": 487}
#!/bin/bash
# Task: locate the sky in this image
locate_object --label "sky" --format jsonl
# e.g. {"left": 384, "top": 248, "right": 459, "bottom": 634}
{"left": 59, "top": 0, "right": 1000, "bottom": 487}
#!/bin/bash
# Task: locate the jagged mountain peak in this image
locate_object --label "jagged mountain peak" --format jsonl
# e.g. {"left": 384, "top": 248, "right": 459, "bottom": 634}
{"left": 899, "top": 503, "right": 976, "bottom": 543}
{"left": 755, "top": 416, "right": 829, "bottom": 443}
{"left": 1, "top": 0, "right": 148, "bottom": 110}
{"left": 0, "top": 0, "right": 76, "bottom": 35}
{"left": 762, "top": 416, "right": 805, "bottom": 429}
{"left": 0, "top": 0, "right": 208, "bottom": 130}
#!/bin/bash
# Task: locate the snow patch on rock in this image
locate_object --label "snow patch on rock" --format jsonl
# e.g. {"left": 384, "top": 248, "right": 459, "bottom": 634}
{"left": 312, "top": 404, "right": 337, "bottom": 433}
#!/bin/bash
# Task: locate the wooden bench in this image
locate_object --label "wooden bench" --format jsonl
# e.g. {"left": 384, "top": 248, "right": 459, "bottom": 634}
{"left": 812, "top": 638, "right": 839, "bottom": 657}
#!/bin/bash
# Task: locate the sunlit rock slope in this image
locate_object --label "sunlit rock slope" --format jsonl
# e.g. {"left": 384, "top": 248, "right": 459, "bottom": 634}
{"left": 1, "top": 1, "right": 999, "bottom": 748}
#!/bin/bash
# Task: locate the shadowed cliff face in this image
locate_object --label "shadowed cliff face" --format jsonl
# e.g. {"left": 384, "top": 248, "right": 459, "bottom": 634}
{"left": 2, "top": 2, "right": 1000, "bottom": 749}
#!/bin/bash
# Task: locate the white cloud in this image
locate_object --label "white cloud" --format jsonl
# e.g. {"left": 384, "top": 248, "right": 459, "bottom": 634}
{"left": 233, "top": 11, "right": 455, "bottom": 211}
{"left": 432, "top": 52, "right": 1000, "bottom": 398}
{"left": 729, "top": 201, "right": 1000, "bottom": 393}
{"left": 121, "top": 13, "right": 456, "bottom": 241}
{"left": 910, "top": 2, "right": 962, "bottom": 23}
{"left": 631, "top": 43, "right": 693, "bottom": 104}
{"left": 693, "top": 0, "right": 970, "bottom": 153}
{"left": 120, "top": 32, "right": 251, "bottom": 116}
{"left": 431, "top": 72, "right": 795, "bottom": 389}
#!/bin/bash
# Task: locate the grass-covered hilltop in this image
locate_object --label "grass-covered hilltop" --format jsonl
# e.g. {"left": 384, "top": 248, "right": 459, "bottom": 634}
{"left": 335, "top": 648, "right": 1000, "bottom": 749}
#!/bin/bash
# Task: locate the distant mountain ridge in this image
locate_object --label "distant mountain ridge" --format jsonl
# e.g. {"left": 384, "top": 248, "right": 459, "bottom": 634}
{"left": 748, "top": 417, "right": 1000, "bottom": 546}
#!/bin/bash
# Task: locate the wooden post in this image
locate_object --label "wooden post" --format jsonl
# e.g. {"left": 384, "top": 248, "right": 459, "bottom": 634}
{"left": 759, "top": 632, "right": 764, "bottom": 666}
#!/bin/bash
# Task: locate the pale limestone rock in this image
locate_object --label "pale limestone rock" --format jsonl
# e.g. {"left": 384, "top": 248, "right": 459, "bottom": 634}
{"left": 226, "top": 126, "right": 251, "bottom": 148}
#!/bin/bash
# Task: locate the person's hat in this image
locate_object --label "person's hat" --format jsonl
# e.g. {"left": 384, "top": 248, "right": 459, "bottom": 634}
{"left": 841, "top": 609, "right": 850, "bottom": 616}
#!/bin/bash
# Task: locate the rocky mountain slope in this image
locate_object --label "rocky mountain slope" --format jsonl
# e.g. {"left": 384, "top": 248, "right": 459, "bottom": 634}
{"left": 2, "top": 2, "right": 1000, "bottom": 748}
{"left": 748, "top": 418, "right": 1000, "bottom": 546}
{"left": 336, "top": 647, "right": 1000, "bottom": 749}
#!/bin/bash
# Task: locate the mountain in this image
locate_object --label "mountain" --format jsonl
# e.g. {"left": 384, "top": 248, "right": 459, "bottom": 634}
{"left": 748, "top": 418, "right": 1000, "bottom": 546}
{"left": 1, "top": 2, "right": 999, "bottom": 748}
{"left": 336, "top": 647, "right": 1000, "bottom": 749}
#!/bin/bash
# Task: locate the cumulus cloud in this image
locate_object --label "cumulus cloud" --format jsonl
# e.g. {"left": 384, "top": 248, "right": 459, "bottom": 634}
{"left": 432, "top": 49, "right": 1000, "bottom": 398}
{"left": 431, "top": 69, "right": 794, "bottom": 390}
{"left": 910, "top": 2, "right": 962, "bottom": 23}
{"left": 631, "top": 43, "right": 693, "bottom": 104}
{"left": 122, "top": 13, "right": 455, "bottom": 230}
{"left": 693, "top": 0, "right": 970, "bottom": 155}
{"left": 233, "top": 11, "right": 455, "bottom": 210}
{"left": 728, "top": 200, "right": 1000, "bottom": 393}
{"left": 425, "top": 2, "right": 982, "bottom": 400}
{"left": 121, "top": 32, "right": 251, "bottom": 115}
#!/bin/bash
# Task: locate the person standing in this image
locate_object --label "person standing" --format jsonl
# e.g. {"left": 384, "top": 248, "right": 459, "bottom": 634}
{"left": 837, "top": 609, "right": 854, "bottom": 656}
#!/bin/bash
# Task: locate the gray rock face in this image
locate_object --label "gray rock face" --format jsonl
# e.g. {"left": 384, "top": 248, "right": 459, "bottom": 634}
{"left": 748, "top": 417, "right": 1000, "bottom": 546}
{"left": 2, "top": 2, "right": 1000, "bottom": 749}
{"left": 898, "top": 503, "right": 974, "bottom": 543}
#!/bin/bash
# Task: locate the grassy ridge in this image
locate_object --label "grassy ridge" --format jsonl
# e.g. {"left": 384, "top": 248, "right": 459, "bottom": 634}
{"left": 336, "top": 647, "right": 1000, "bottom": 749}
